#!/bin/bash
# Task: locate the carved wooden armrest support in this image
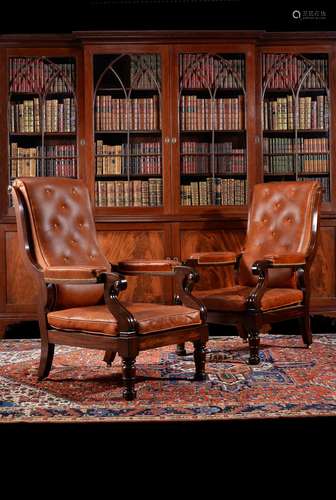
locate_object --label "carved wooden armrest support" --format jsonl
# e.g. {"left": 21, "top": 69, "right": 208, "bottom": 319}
{"left": 98, "top": 272, "right": 137, "bottom": 336}
{"left": 247, "top": 256, "right": 307, "bottom": 310}
{"left": 174, "top": 265, "right": 207, "bottom": 322}
{"left": 186, "top": 251, "right": 240, "bottom": 266}
{"left": 114, "top": 258, "right": 181, "bottom": 276}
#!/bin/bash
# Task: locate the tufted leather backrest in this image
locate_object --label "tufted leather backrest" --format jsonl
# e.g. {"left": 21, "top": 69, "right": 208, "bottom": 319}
{"left": 13, "top": 177, "right": 109, "bottom": 307}
{"left": 239, "top": 181, "right": 321, "bottom": 288}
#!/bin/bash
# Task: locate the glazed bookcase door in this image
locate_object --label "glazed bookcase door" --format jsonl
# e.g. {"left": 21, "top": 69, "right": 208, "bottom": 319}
{"left": 93, "top": 52, "right": 165, "bottom": 212}
{"left": 7, "top": 55, "right": 79, "bottom": 209}
{"left": 262, "top": 52, "right": 332, "bottom": 207}
{"left": 177, "top": 51, "right": 248, "bottom": 210}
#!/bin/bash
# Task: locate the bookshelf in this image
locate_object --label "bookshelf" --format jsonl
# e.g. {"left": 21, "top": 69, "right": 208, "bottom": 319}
{"left": 179, "top": 52, "right": 247, "bottom": 207}
{"left": 93, "top": 53, "right": 163, "bottom": 208}
{"left": 262, "top": 52, "right": 331, "bottom": 204}
{"left": 1, "top": 31, "right": 336, "bottom": 338}
{"left": 7, "top": 55, "right": 78, "bottom": 207}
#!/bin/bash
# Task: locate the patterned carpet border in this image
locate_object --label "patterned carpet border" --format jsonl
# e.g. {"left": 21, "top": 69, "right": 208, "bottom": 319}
{"left": 1, "top": 334, "right": 336, "bottom": 423}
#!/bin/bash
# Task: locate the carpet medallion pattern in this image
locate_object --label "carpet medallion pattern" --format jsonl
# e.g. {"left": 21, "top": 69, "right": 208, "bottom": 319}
{"left": 0, "top": 334, "right": 336, "bottom": 422}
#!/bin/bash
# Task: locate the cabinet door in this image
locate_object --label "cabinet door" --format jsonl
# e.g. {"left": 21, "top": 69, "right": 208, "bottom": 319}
{"left": 1, "top": 47, "right": 83, "bottom": 218}
{"left": 84, "top": 45, "right": 171, "bottom": 216}
{"left": 171, "top": 43, "right": 257, "bottom": 215}
{"left": 261, "top": 48, "right": 334, "bottom": 210}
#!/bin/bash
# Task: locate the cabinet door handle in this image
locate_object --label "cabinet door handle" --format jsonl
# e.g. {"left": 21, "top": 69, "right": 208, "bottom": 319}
{"left": 171, "top": 137, "right": 177, "bottom": 144}
{"left": 164, "top": 137, "right": 171, "bottom": 144}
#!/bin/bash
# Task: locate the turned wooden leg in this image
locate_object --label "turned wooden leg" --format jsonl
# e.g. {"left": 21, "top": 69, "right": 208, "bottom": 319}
{"left": 193, "top": 340, "right": 206, "bottom": 381}
{"left": 103, "top": 350, "right": 117, "bottom": 366}
{"left": 38, "top": 341, "right": 55, "bottom": 380}
{"left": 300, "top": 314, "right": 313, "bottom": 347}
{"left": 122, "top": 357, "right": 137, "bottom": 401}
{"left": 176, "top": 342, "right": 187, "bottom": 356}
{"left": 248, "top": 329, "right": 260, "bottom": 365}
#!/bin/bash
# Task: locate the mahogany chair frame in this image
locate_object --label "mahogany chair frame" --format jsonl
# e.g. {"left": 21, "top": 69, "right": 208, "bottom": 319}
{"left": 10, "top": 183, "right": 208, "bottom": 401}
{"left": 180, "top": 184, "right": 322, "bottom": 365}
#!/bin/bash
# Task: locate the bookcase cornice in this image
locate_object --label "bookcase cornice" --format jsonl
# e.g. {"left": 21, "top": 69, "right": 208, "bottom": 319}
{"left": 0, "top": 34, "right": 79, "bottom": 48}
{"left": 73, "top": 30, "right": 265, "bottom": 44}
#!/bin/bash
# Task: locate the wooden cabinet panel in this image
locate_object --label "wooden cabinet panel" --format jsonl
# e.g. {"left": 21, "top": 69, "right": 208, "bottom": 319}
{"left": 97, "top": 227, "right": 171, "bottom": 303}
{"left": 180, "top": 226, "right": 245, "bottom": 290}
{"left": 310, "top": 227, "right": 335, "bottom": 298}
{"left": 5, "top": 231, "right": 38, "bottom": 306}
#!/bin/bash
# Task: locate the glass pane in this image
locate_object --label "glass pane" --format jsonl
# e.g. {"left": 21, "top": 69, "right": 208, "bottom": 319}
{"left": 179, "top": 52, "right": 247, "bottom": 207}
{"left": 94, "top": 53, "right": 162, "bottom": 208}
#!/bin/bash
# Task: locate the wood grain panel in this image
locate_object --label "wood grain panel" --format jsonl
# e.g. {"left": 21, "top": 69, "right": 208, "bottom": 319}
{"left": 5, "top": 232, "right": 39, "bottom": 305}
{"left": 180, "top": 228, "right": 246, "bottom": 290}
{"left": 310, "top": 227, "right": 335, "bottom": 298}
{"left": 97, "top": 229, "right": 170, "bottom": 303}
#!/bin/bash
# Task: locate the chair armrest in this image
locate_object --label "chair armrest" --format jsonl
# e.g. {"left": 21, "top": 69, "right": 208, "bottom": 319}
{"left": 115, "top": 258, "right": 181, "bottom": 276}
{"left": 44, "top": 266, "right": 109, "bottom": 284}
{"left": 115, "top": 260, "right": 206, "bottom": 322}
{"left": 256, "top": 253, "right": 306, "bottom": 271}
{"left": 185, "top": 251, "right": 240, "bottom": 266}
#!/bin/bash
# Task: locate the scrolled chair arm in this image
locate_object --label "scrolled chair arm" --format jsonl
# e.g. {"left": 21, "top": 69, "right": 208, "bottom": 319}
{"left": 116, "top": 259, "right": 207, "bottom": 322}
{"left": 114, "top": 258, "right": 181, "bottom": 276}
{"left": 247, "top": 254, "right": 307, "bottom": 310}
{"left": 173, "top": 265, "right": 207, "bottom": 322}
{"left": 99, "top": 271, "right": 137, "bottom": 336}
{"left": 262, "top": 253, "right": 307, "bottom": 268}
{"left": 185, "top": 251, "right": 241, "bottom": 267}
{"left": 246, "top": 259, "right": 271, "bottom": 310}
{"left": 43, "top": 266, "right": 109, "bottom": 284}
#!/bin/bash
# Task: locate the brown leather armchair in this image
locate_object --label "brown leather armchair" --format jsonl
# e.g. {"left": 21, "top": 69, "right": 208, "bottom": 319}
{"left": 10, "top": 177, "right": 208, "bottom": 400}
{"left": 183, "top": 181, "right": 322, "bottom": 365}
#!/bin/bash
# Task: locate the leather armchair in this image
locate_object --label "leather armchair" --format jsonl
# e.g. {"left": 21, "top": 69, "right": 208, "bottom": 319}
{"left": 10, "top": 177, "right": 208, "bottom": 400}
{"left": 184, "top": 181, "right": 322, "bottom": 365}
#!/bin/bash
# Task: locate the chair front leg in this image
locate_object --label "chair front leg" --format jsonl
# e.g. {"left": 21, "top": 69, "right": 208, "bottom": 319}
{"left": 300, "top": 313, "right": 313, "bottom": 347}
{"left": 193, "top": 340, "right": 207, "bottom": 380}
{"left": 247, "top": 328, "right": 260, "bottom": 365}
{"left": 122, "top": 356, "right": 137, "bottom": 401}
{"left": 38, "top": 340, "right": 55, "bottom": 380}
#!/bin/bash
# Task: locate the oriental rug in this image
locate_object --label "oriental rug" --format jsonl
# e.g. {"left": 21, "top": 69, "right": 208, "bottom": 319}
{"left": 0, "top": 334, "right": 336, "bottom": 423}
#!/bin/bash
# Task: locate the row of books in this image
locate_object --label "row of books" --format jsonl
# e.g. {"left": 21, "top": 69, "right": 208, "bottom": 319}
{"left": 264, "top": 155, "right": 329, "bottom": 174}
{"left": 95, "top": 179, "right": 162, "bottom": 207}
{"left": 130, "top": 54, "right": 161, "bottom": 88}
{"left": 10, "top": 57, "right": 75, "bottom": 93}
{"left": 180, "top": 95, "right": 244, "bottom": 130}
{"left": 262, "top": 54, "right": 328, "bottom": 89}
{"left": 179, "top": 54, "right": 245, "bottom": 89}
{"left": 95, "top": 95, "right": 160, "bottom": 131}
{"left": 10, "top": 98, "right": 76, "bottom": 133}
{"left": 181, "top": 178, "right": 246, "bottom": 206}
{"left": 181, "top": 143, "right": 246, "bottom": 174}
{"left": 181, "top": 141, "right": 242, "bottom": 154}
{"left": 263, "top": 95, "right": 328, "bottom": 130}
{"left": 10, "top": 144, "right": 77, "bottom": 178}
{"left": 95, "top": 141, "right": 161, "bottom": 175}
{"left": 263, "top": 137, "right": 329, "bottom": 154}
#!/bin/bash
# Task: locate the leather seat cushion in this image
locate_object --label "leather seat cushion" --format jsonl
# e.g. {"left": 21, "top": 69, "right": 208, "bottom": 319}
{"left": 47, "top": 302, "right": 201, "bottom": 336}
{"left": 194, "top": 286, "right": 303, "bottom": 312}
